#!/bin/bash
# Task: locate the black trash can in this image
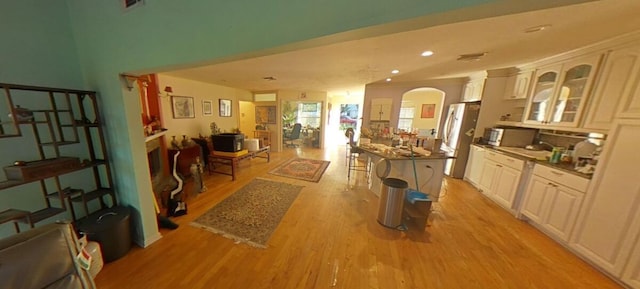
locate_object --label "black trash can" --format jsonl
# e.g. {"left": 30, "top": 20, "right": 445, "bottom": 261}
{"left": 377, "top": 178, "right": 408, "bottom": 228}
{"left": 76, "top": 206, "right": 132, "bottom": 263}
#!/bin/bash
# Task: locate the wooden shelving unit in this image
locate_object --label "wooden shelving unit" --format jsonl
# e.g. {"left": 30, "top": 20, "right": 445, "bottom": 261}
{"left": 0, "top": 83, "right": 116, "bottom": 230}
{"left": 253, "top": 130, "right": 272, "bottom": 148}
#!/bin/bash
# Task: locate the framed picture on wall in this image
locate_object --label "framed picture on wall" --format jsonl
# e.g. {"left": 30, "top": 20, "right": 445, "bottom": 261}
{"left": 202, "top": 100, "right": 213, "bottom": 116}
{"left": 219, "top": 99, "right": 232, "bottom": 117}
{"left": 255, "top": 106, "right": 277, "bottom": 124}
{"left": 171, "top": 96, "right": 195, "bottom": 118}
{"left": 421, "top": 103, "right": 436, "bottom": 118}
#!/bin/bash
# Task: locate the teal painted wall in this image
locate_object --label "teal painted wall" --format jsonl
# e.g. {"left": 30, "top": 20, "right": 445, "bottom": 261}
{"left": 0, "top": 1, "right": 85, "bottom": 237}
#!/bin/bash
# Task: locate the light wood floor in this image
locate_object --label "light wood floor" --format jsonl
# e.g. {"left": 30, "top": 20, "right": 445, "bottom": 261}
{"left": 95, "top": 146, "right": 623, "bottom": 289}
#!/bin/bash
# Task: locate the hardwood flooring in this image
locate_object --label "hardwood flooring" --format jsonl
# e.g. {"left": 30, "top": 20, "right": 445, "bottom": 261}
{"left": 94, "top": 147, "right": 623, "bottom": 289}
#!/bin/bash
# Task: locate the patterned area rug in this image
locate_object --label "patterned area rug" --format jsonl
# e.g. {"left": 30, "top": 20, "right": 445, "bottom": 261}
{"left": 268, "top": 158, "right": 330, "bottom": 182}
{"left": 191, "top": 178, "right": 304, "bottom": 248}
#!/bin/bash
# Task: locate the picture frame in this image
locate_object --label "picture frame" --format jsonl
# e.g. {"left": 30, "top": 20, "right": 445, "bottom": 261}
{"left": 219, "top": 99, "right": 232, "bottom": 117}
{"left": 202, "top": 100, "right": 213, "bottom": 116}
{"left": 255, "top": 106, "right": 277, "bottom": 124}
{"left": 421, "top": 103, "right": 436, "bottom": 118}
{"left": 171, "top": 96, "right": 195, "bottom": 119}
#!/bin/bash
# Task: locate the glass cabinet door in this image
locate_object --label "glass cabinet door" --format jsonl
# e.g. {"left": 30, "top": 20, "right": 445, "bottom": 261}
{"left": 526, "top": 66, "right": 560, "bottom": 123}
{"left": 524, "top": 54, "right": 602, "bottom": 127}
{"left": 548, "top": 54, "right": 602, "bottom": 126}
{"left": 551, "top": 64, "right": 591, "bottom": 123}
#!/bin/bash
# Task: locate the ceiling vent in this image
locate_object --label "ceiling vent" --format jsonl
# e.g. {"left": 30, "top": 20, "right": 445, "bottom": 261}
{"left": 124, "top": 0, "right": 144, "bottom": 9}
{"left": 457, "top": 52, "right": 487, "bottom": 62}
{"left": 263, "top": 76, "right": 277, "bottom": 81}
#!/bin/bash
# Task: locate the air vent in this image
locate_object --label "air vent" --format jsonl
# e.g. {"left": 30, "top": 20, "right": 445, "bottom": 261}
{"left": 457, "top": 52, "right": 487, "bottom": 62}
{"left": 263, "top": 76, "right": 277, "bottom": 81}
{"left": 124, "top": 0, "right": 144, "bottom": 9}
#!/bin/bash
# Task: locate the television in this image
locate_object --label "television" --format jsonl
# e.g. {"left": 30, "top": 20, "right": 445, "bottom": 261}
{"left": 211, "top": 133, "right": 244, "bottom": 152}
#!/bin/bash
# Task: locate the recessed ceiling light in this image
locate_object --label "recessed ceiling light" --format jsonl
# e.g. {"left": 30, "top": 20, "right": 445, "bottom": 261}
{"left": 421, "top": 50, "right": 434, "bottom": 57}
{"left": 386, "top": 78, "right": 392, "bottom": 82}
{"left": 391, "top": 69, "right": 399, "bottom": 74}
{"left": 524, "top": 24, "right": 552, "bottom": 33}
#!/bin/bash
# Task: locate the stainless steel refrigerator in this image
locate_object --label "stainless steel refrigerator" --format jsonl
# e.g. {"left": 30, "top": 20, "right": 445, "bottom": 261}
{"left": 441, "top": 101, "right": 481, "bottom": 178}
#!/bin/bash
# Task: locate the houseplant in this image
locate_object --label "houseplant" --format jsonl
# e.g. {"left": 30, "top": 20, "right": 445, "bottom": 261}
{"left": 282, "top": 101, "right": 297, "bottom": 127}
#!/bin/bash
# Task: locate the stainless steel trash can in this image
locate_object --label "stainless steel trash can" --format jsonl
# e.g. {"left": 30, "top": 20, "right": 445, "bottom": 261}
{"left": 377, "top": 178, "right": 408, "bottom": 228}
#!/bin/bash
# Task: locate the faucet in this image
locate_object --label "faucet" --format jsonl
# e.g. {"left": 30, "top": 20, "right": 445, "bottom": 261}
{"left": 538, "top": 141, "right": 555, "bottom": 151}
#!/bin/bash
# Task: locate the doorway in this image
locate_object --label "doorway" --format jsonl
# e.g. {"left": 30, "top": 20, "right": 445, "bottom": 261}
{"left": 399, "top": 87, "right": 445, "bottom": 138}
{"left": 282, "top": 100, "right": 323, "bottom": 149}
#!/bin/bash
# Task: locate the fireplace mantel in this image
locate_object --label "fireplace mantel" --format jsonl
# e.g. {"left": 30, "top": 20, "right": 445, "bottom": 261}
{"left": 145, "top": 130, "right": 167, "bottom": 144}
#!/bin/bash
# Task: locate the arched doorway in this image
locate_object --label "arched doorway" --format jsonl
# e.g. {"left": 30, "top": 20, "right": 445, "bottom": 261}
{"left": 399, "top": 87, "right": 446, "bottom": 137}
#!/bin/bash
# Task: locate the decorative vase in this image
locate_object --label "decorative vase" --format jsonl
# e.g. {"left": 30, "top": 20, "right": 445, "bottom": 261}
{"left": 181, "top": 135, "right": 190, "bottom": 147}
{"left": 171, "top": 136, "right": 180, "bottom": 149}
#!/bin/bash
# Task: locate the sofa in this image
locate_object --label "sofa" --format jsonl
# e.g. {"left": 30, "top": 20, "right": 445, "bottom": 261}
{"left": 0, "top": 222, "right": 97, "bottom": 289}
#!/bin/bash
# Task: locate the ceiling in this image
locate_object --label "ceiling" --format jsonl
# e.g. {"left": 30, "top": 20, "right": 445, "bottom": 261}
{"left": 164, "top": 0, "right": 640, "bottom": 97}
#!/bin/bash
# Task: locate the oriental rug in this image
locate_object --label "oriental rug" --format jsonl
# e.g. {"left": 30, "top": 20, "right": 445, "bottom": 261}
{"left": 191, "top": 178, "right": 304, "bottom": 248}
{"left": 268, "top": 158, "right": 330, "bottom": 182}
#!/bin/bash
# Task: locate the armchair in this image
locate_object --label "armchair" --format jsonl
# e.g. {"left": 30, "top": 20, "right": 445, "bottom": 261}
{"left": 284, "top": 123, "right": 302, "bottom": 147}
{"left": 0, "top": 222, "right": 97, "bottom": 289}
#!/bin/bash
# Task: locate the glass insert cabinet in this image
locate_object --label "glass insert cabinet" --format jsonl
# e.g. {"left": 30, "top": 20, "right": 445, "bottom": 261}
{"left": 524, "top": 54, "right": 603, "bottom": 127}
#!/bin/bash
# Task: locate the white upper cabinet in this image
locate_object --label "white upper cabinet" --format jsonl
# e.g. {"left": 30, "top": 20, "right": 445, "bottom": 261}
{"left": 524, "top": 54, "right": 603, "bottom": 128}
{"left": 504, "top": 69, "right": 534, "bottom": 100}
{"left": 370, "top": 98, "right": 392, "bottom": 121}
{"left": 461, "top": 78, "right": 485, "bottom": 102}
{"left": 583, "top": 44, "right": 640, "bottom": 130}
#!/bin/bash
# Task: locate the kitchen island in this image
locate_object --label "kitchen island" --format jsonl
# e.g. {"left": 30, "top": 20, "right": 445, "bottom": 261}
{"left": 358, "top": 144, "right": 452, "bottom": 202}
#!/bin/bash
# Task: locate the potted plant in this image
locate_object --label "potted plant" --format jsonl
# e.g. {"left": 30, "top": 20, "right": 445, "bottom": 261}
{"left": 282, "top": 101, "right": 297, "bottom": 127}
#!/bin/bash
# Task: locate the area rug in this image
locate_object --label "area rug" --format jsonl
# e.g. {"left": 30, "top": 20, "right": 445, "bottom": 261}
{"left": 268, "top": 157, "right": 330, "bottom": 182}
{"left": 191, "top": 178, "right": 304, "bottom": 248}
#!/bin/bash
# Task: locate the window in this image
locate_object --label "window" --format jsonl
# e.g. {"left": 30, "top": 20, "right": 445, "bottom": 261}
{"left": 398, "top": 107, "right": 415, "bottom": 131}
{"left": 254, "top": 93, "right": 277, "bottom": 102}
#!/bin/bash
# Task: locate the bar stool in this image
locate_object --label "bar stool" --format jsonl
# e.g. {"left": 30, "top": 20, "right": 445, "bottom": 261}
{"left": 345, "top": 128, "right": 369, "bottom": 183}
{"left": 0, "top": 209, "right": 34, "bottom": 233}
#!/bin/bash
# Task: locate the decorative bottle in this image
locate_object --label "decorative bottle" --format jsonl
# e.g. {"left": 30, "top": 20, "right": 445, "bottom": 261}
{"left": 171, "top": 136, "right": 180, "bottom": 149}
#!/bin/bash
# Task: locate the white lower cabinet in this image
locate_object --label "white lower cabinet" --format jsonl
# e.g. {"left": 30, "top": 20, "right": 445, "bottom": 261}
{"left": 478, "top": 150, "right": 528, "bottom": 213}
{"left": 521, "top": 165, "right": 588, "bottom": 242}
{"left": 464, "top": 144, "right": 485, "bottom": 189}
{"left": 569, "top": 119, "right": 640, "bottom": 288}
{"left": 493, "top": 165, "right": 522, "bottom": 209}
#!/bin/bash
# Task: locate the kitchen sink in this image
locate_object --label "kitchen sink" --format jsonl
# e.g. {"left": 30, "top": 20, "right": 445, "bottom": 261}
{"left": 494, "top": 146, "right": 552, "bottom": 161}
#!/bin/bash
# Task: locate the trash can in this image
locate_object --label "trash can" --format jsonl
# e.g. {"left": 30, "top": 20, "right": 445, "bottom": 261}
{"left": 377, "top": 178, "right": 408, "bottom": 228}
{"left": 76, "top": 206, "right": 132, "bottom": 263}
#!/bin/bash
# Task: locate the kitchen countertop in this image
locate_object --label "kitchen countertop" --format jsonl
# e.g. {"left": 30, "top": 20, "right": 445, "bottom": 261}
{"left": 472, "top": 143, "right": 593, "bottom": 179}
{"left": 358, "top": 144, "right": 452, "bottom": 161}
